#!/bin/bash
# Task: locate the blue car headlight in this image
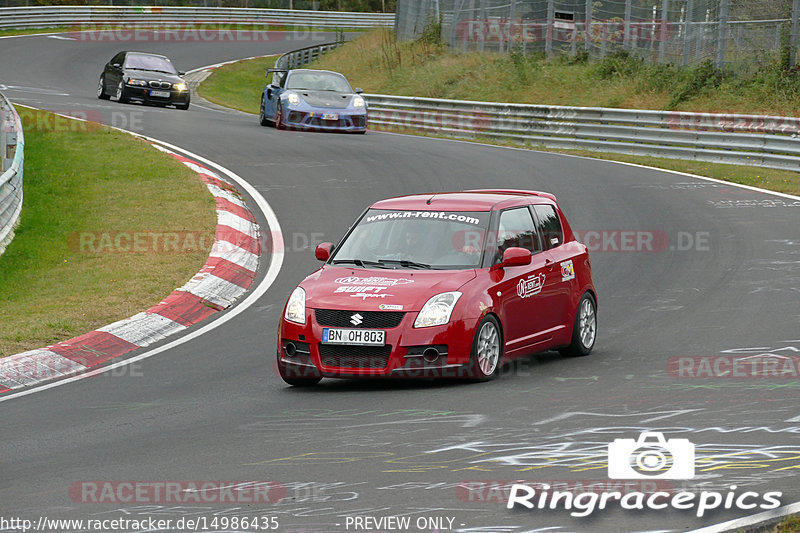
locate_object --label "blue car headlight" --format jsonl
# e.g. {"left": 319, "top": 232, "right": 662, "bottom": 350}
{"left": 286, "top": 92, "right": 300, "bottom": 106}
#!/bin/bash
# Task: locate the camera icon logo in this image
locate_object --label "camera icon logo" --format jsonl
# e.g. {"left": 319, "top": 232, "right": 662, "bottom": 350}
{"left": 608, "top": 432, "right": 695, "bottom": 479}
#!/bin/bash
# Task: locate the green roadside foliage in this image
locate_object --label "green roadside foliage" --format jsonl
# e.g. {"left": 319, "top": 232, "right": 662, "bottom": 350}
{"left": 0, "top": 108, "right": 216, "bottom": 356}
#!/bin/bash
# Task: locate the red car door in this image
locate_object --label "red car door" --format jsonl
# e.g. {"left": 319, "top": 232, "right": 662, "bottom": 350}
{"left": 532, "top": 204, "right": 575, "bottom": 337}
{"left": 488, "top": 206, "right": 553, "bottom": 356}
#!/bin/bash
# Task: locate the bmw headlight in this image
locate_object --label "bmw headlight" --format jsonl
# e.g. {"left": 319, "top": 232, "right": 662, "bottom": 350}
{"left": 286, "top": 92, "right": 300, "bottom": 105}
{"left": 126, "top": 78, "right": 147, "bottom": 87}
{"left": 414, "top": 292, "right": 462, "bottom": 328}
{"left": 173, "top": 82, "right": 187, "bottom": 92}
{"left": 352, "top": 95, "right": 365, "bottom": 108}
{"left": 284, "top": 287, "right": 306, "bottom": 324}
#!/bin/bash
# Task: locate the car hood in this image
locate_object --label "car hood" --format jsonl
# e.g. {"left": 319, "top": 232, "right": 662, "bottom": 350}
{"left": 123, "top": 69, "right": 183, "bottom": 83}
{"left": 296, "top": 90, "right": 355, "bottom": 109}
{"left": 302, "top": 266, "right": 476, "bottom": 312}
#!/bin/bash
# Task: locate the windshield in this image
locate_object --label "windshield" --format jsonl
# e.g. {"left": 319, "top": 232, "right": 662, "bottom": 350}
{"left": 331, "top": 209, "right": 491, "bottom": 270}
{"left": 124, "top": 54, "right": 178, "bottom": 74}
{"left": 286, "top": 71, "right": 352, "bottom": 92}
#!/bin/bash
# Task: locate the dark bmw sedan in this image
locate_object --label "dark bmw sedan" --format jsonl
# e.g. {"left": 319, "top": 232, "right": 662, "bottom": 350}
{"left": 98, "top": 51, "right": 190, "bottom": 110}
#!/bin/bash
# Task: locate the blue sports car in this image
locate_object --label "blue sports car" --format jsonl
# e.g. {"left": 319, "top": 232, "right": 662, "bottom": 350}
{"left": 259, "top": 68, "right": 367, "bottom": 133}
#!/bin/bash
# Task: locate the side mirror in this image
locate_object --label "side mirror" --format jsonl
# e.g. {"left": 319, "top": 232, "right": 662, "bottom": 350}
{"left": 490, "top": 247, "right": 531, "bottom": 271}
{"left": 355, "top": 87, "right": 363, "bottom": 94}
{"left": 178, "top": 71, "right": 186, "bottom": 76}
{"left": 112, "top": 63, "right": 121, "bottom": 68}
{"left": 315, "top": 242, "right": 334, "bottom": 261}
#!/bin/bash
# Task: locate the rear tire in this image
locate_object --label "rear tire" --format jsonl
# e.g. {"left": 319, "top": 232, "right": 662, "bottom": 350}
{"left": 559, "top": 293, "right": 597, "bottom": 357}
{"left": 468, "top": 315, "right": 502, "bottom": 381}
{"left": 97, "top": 76, "right": 110, "bottom": 100}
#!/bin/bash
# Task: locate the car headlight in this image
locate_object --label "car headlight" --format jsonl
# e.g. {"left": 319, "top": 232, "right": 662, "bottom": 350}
{"left": 352, "top": 95, "right": 365, "bottom": 108}
{"left": 414, "top": 292, "right": 462, "bottom": 328}
{"left": 286, "top": 92, "right": 300, "bottom": 105}
{"left": 173, "top": 82, "right": 187, "bottom": 92}
{"left": 126, "top": 78, "right": 147, "bottom": 87}
{"left": 284, "top": 287, "right": 306, "bottom": 324}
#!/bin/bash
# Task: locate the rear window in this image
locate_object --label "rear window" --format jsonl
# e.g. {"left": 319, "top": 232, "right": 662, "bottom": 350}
{"left": 532, "top": 204, "right": 563, "bottom": 249}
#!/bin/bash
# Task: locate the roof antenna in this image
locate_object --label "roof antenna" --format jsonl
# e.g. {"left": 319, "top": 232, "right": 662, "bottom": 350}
{"left": 426, "top": 193, "right": 436, "bottom": 205}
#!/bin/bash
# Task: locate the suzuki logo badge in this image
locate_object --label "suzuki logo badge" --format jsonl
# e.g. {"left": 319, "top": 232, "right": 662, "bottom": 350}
{"left": 350, "top": 313, "right": 364, "bottom": 326}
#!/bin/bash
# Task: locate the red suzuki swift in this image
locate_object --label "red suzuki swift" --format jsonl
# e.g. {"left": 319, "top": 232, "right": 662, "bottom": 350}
{"left": 277, "top": 190, "right": 597, "bottom": 386}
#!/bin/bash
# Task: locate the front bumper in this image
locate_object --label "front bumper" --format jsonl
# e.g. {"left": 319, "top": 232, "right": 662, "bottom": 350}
{"left": 278, "top": 309, "right": 476, "bottom": 379}
{"left": 125, "top": 86, "right": 190, "bottom": 106}
{"left": 283, "top": 107, "right": 367, "bottom": 132}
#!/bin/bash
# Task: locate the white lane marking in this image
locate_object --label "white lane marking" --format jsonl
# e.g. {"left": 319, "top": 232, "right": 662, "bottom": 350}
{"left": 0, "top": 85, "right": 69, "bottom": 96}
{"left": 0, "top": 110, "right": 285, "bottom": 404}
{"left": 47, "top": 35, "right": 76, "bottom": 41}
{"left": 686, "top": 500, "right": 800, "bottom": 533}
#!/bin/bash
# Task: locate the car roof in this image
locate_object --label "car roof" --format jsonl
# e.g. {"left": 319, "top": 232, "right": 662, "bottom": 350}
{"left": 287, "top": 69, "right": 345, "bottom": 76}
{"left": 124, "top": 51, "right": 170, "bottom": 59}
{"left": 371, "top": 190, "right": 557, "bottom": 211}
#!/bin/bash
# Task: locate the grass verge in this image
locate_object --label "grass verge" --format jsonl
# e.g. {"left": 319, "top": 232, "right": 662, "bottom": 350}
{"left": 0, "top": 107, "right": 216, "bottom": 356}
{"left": 196, "top": 43, "right": 800, "bottom": 197}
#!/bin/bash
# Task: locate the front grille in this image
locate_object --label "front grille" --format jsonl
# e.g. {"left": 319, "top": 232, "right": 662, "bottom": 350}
{"left": 319, "top": 344, "right": 392, "bottom": 369}
{"left": 309, "top": 116, "right": 349, "bottom": 128}
{"left": 315, "top": 309, "right": 405, "bottom": 329}
{"left": 148, "top": 81, "right": 172, "bottom": 89}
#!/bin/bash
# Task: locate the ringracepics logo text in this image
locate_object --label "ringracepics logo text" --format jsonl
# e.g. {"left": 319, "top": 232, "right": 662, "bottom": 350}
{"left": 506, "top": 432, "right": 782, "bottom": 517}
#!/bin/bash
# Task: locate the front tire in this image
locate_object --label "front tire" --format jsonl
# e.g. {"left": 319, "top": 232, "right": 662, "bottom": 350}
{"left": 277, "top": 351, "right": 321, "bottom": 387}
{"left": 275, "top": 101, "right": 286, "bottom": 130}
{"left": 468, "top": 315, "right": 502, "bottom": 381}
{"left": 97, "top": 76, "right": 110, "bottom": 100}
{"left": 560, "top": 293, "right": 597, "bottom": 357}
{"left": 259, "top": 96, "right": 271, "bottom": 126}
{"left": 176, "top": 98, "right": 190, "bottom": 111}
{"left": 116, "top": 81, "right": 129, "bottom": 104}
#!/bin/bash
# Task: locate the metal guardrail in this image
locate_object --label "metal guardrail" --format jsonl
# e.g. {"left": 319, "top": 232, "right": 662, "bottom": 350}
{"left": 0, "top": 93, "right": 24, "bottom": 258}
{"left": 274, "top": 38, "right": 344, "bottom": 70}
{"left": 363, "top": 94, "right": 800, "bottom": 172}
{"left": 0, "top": 6, "right": 394, "bottom": 30}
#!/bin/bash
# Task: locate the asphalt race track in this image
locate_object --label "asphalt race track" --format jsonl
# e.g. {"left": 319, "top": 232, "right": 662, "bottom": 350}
{"left": 1, "top": 30, "right": 800, "bottom": 533}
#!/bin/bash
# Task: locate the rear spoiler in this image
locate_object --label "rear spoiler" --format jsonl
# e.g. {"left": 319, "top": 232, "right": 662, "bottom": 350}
{"left": 265, "top": 68, "right": 289, "bottom": 79}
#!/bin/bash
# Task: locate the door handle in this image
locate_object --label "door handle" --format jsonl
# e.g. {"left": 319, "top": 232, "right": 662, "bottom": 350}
{"left": 545, "top": 258, "right": 555, "bottom": 271}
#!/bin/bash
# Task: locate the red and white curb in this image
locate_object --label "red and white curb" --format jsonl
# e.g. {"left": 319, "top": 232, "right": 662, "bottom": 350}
{"left": 0, "top": 143, "right": 261, "bottom": 395}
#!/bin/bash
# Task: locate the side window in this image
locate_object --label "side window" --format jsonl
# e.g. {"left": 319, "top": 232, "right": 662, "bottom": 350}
{"left": 532, "top": 204, "right": 564, "bottom": 249}
{"left": 111, "top": 52, "right": 124, "bottom": 66}
{"left": 494, "top": 207, "right": 541, "bottom": 263}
